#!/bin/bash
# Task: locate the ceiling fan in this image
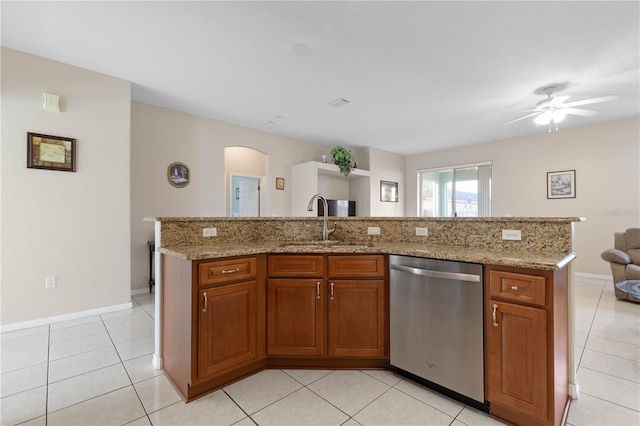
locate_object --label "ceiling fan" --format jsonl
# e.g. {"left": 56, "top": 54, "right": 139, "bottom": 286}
{"left": 506, "top": 86, "right": 618, "bottom": 132}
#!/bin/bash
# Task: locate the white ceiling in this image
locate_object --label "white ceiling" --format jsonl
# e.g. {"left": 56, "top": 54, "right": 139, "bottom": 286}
{"left": 2, "top": 1, "right": 638, "bottom": 155}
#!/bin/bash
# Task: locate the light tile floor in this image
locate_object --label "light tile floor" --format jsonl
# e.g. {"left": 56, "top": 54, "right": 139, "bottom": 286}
{"left": 1, "top": 276, "right": 638, "bottom": 425}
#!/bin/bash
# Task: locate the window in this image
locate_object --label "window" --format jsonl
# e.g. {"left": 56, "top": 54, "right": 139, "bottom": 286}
{"left": 418, "top": 162, "right": 491, "bottom": 217}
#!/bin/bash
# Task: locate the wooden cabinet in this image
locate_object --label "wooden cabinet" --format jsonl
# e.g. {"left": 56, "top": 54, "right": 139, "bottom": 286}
{"left": 197, "top": 280, "right": 257, "bottom": 378}
{"left": 267, "top": 254, "right": 387, "bottom": 359}
{"left": 162, "top": 254, "right": 266, "bottom": 402}
{"left": 267, "top": 278, "right": 324, "bottom": 356}
{"left": 486, "top": 266, "right": 569, "bottom": 426}
{"left": 328, "top": 279, "right": 385, "bottom": 357}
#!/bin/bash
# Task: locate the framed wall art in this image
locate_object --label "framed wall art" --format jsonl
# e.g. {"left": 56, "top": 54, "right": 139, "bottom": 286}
{"left": 380, "top": 180, "right": 398, "bottom": 202}
{"left": 547, "top": 170, "right": 576, "bottom": 199}
{"left": 275, "top": 177, "right": 285, "bottom": 190}
{"left": 27, "top": 132, "right": 76, "bottom": 172}
{"left": 168, "top": 162, "right": 190, "bottom": 188}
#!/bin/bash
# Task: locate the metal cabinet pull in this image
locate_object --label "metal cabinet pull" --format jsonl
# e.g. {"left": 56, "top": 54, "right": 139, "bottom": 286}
{"left": 316, "top": 282, "right": 320, "bottom": 299}
{"left": 511, "top": 285, "right": 518, "bottom": 291}
{"left": 492, "top": 303, "right": 498, "bottom": 327}
{"left": 221, "top": 268, "right": 240, "bottom": 274}
{"left": 203, "top": 292, "right": 208, "bottom": 312}
{"left": 330, "top": 282, "right": 335, "bottom": 300}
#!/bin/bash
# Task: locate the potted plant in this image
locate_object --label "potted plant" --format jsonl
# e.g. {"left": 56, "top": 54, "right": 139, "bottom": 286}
{"left": 330, "top": 146, "right": 356, "bottom": 176}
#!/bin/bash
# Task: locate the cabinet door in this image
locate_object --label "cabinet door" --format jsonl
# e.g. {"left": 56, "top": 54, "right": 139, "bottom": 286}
{"left": 488, "top": 300, "right": 548, "bottom": 421}
{"left": 267, "top": 279, "right": 324, "bottom": 356}
{"left": 328, "top": 280, "right": 385, "bottom": 357}
{"left": 197, "top": 281, "right": 257, "bottom": 379}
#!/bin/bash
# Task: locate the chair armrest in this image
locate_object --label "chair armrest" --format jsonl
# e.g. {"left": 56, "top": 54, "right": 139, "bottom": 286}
{"left": 601, "top": 248, "right": 631, "bottom": 265}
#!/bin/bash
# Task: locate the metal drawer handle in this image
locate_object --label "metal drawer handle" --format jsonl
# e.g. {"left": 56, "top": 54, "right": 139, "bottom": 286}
{"left": 203, "top": 292, "right": 208, "bottom": 312}
{"left": 221, "top": 268, "right": 240, "bottom": 274}
{"left": 492, "top": 304, "right": 498, "bottom": 327}
{"left": 511, "top": 285, "right": 518, "bottom": 291}
{"left": 316, "top": 282, "right": 320, "bottom": 299}
{"left": 330, "top": 282, "right": 335, "bottom": 300}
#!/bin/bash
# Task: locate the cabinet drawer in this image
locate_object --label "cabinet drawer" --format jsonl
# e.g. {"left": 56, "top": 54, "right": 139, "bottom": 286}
{"left": 268, "top": 255, "right": 324, "bottom": 277}
{"left": 328, "top": 255, "right": 385, "bottom": 278}
{"left": 490, "top": 270, "right": 546, "bottom": 307}
{"left": 198, "top": 257, "right": 257, "bottom": 287}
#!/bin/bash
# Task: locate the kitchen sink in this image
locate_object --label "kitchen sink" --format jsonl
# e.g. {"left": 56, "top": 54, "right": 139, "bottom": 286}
{"left": 279, "top": 241, "right": 372, "bottom": 249}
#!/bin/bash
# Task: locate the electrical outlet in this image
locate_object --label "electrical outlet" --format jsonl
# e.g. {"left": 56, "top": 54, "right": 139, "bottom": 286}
{"left": 203, "top": 227, "right": 217, "bottom": 237}
{"left": 45, "top": 276, "right": 56, "bottom": 288}
{"left": 367, "top": 226, "right": 381, "bottom": 235}
{"left": 415, "top": 227, "right": 428, "bottom": 236}
{"left": 502, "top": 230, "right": 522, "bottom": 241}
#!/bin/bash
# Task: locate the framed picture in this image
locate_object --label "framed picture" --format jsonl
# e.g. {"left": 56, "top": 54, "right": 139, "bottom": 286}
{"left": 27, "top": 132, "right": 76, "bottom": 172}
{"left": 547, "top": 170, "right": 576, "bottom": 199}
{"left": 168, "top": 162, "right": 190, "bottom": 188}
{"left": 380, "top": 180, "right": 398, "bottom": 202}
{"left": 275, "top": 177, "right": 285, "bottom": 190}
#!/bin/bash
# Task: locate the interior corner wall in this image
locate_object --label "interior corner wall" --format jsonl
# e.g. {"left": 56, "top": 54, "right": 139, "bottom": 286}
{"left": 130, "top": 102, "right": 328, "bottom": 292}
{"left": 404, "top": 116, "right": 640, "bottom": 276}
{"left": 368, "top": 147, "right": 406, "bottom": 217}
{"left": 0, "top": 48, "right": 131, "bottom": 326}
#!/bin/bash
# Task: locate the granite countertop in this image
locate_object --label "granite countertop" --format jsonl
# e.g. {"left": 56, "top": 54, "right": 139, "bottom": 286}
{"left": 158, "top": 241, "right": 576, "bottom": 270}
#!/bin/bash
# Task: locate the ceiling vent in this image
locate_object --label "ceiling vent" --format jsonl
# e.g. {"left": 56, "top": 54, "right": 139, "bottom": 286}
{"left": 328, "top": 98, "right": 350, "bottom": 107}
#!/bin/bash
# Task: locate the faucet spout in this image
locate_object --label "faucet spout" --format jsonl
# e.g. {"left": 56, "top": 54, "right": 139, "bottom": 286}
{"left": 307, "top": 194, "right": 336, "bottom": 241}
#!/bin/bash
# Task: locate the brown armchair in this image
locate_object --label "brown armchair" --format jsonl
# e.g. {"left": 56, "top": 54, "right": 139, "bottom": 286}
{"left": 601, "top": 227, "right": 640, "bottom": 298}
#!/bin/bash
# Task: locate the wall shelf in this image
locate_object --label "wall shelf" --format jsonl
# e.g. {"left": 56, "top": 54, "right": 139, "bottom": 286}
{"left": 291, "top": 161, "right": 371, "bottom": 216}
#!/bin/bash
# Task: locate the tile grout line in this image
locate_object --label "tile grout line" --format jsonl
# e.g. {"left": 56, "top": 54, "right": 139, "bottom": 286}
{"left": 101, "top": 298, "right": 154, "bottom": 425}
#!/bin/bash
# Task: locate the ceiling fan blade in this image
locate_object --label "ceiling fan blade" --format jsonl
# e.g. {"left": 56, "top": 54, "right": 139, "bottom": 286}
{"left": 501, "top": 109, "right": 539, "bottom": 115}
{"left": 565, "top": 108, "right": 599, "bottom": 117}
{"left": 563, "top": 95, "right": 618, "bottom": 108}
{"left": 505, "top": 111, "right": 542, "bottom": 125}
{"left": 549, "top": 95, "right": 569, "bottom": 106}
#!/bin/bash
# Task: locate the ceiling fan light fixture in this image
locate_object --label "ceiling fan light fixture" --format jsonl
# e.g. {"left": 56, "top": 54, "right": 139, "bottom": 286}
{"left": 534, "top": 108, "right": 567, "bottom": 126}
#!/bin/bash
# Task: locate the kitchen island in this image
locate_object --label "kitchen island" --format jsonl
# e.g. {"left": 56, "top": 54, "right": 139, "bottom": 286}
{"left": 148, "top": 216, "right": 583, "bottom": 426}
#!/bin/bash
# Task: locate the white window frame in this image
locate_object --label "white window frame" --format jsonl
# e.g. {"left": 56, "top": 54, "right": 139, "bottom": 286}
{"left": 417, "top": 161, "right": 492, "bottom": 217}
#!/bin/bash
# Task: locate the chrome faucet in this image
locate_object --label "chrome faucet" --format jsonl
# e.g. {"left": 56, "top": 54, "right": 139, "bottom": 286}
{"left": 307, "top": 194, "right": 336, "bottom": 241}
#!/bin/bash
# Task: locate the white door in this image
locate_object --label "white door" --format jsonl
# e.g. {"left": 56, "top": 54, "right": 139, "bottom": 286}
{"left": 238, "top": 179, "right": 260, "bottom": 216}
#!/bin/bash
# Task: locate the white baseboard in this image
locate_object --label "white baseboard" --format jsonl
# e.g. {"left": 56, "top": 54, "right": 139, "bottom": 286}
{"left": 0, "top": 302, "right": 133, "bottom": 333}
{"left": 131, "top": 287, "right": 152, "bottom": 295}
{"left": 574, "top": 272, "right": 611, "bottom": 281}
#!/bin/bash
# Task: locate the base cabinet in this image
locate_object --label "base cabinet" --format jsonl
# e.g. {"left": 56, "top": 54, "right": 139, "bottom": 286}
{"left": 198, "top": 281, "right": 257, "bottom": 378}
{"left": 486, "top": 266, "right": 569, "bottom": 426}
{"left": 267, "top": 254, "right": 387, "bottom": 359}
{"left": 162, "top": 254, "right": 266, "bottom": 402}
{"left": 267, "top": 278, "right": 324, "bottom": 356}
{"left": 328, "top": 279, "right": 385, "bottom": 357}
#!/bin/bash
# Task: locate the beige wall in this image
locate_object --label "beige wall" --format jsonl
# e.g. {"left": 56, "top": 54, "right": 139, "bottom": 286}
{"left": 130, "top": 102, "right": 330, "bottom": 291}
{"left": 1, "top": 48, "right": 132, "bottom": 326}
{"left": 367, "top": 147, "right": 406, "bottom": 217}
{"left": 405, "top": 117, "right": 640, "bottom": 276}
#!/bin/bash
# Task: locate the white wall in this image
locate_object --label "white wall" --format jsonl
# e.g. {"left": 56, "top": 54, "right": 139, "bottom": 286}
{"left": 1, "top": 48, "right": 132, "bottom": 326}
{"left": 130, "top": 102, "right": 329, "bottom": 291}
{"left": 366, "top": 147, "right": 406, "bottom": 216}
{"left": 405, "top": 117, "right": 640, "bottom": 276}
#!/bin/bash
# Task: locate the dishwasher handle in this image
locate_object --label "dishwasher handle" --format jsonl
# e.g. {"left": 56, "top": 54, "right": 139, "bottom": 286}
{"left": 390, "top": 263, "right": 480, "bottom": 283}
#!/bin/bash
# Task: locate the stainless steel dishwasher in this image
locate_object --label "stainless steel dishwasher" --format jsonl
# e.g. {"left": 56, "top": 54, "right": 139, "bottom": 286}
{"left": 390, "top": 255, "right": 487, "bottom": 410}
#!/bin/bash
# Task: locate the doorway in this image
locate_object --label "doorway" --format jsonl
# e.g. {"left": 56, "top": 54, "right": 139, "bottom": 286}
{"left": 231, "top": 175, "right": 262, "bottom": 217}
{"left": 224, "top": 147, "right": 267, "bottom": 217}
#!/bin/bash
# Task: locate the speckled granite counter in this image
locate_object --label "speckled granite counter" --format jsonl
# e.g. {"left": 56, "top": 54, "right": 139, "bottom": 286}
{"left": 147, "top": 215, "right": 583, "bottom": 270}
{"left": 158, "top": 240, "right": 575, "bottom": 270}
